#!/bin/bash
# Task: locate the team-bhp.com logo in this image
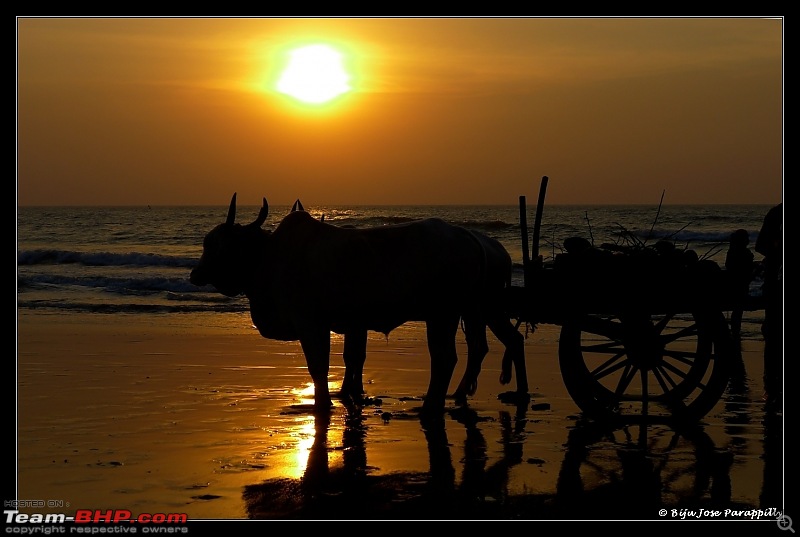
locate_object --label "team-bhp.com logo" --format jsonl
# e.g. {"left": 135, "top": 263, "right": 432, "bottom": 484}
{"left": 6, "top": 509, "right": 188, "bottom": 531}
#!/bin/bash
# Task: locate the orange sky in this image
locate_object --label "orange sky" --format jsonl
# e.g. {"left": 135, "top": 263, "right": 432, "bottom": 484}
{"left": 16, "top": 17, "right": 783, "bottom": 206}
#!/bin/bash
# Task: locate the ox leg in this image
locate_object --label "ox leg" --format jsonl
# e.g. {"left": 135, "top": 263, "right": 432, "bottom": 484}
{"left": 341, "top": 329, "right": 367, "bottom": 402}
{"left": 300, "top": 334, "right": 333, "bottom": 411}
{"left": 423, "top": 316, "right": 460, "bottom": 412}
{"left": 452, "top": 317, "right": 489, "bottom": 405}
{"left": 488, "top": 318, "right": 528, "bottom": 395}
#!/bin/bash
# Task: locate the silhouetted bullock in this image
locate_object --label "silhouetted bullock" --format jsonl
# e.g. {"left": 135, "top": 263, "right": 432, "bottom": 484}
{"left": 190, "top": 194, "right": 525, "bottom": 412}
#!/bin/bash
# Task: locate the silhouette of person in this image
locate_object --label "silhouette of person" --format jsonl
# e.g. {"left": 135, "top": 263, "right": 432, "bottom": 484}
{"left": 754, "top": 203, "right": 782, "bottom": 410}
{"left": 725, "top": 228, "right": 755, "bottom": 337}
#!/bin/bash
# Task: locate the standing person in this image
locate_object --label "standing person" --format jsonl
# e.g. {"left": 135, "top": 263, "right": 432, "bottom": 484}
{"left": 725, "top": 228, "right": 755, "bottom": 337}
{"left": 754, "top": 203, "right": 782, "bottom": 410}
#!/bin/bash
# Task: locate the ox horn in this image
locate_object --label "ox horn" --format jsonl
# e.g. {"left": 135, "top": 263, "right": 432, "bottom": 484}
{"left": 250, "top": 197, "right": 269, "bottom": 228}
{"left": 226, "top": 193, "right": 237, "bottom": 225}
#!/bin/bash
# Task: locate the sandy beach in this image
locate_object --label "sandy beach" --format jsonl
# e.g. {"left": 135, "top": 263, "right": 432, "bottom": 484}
{"left": 14, "top": 308, "right": 783, "bottom": 525}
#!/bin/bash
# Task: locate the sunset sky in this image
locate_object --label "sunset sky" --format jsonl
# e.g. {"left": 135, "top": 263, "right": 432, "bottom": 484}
{"left": 16, "top": 17, "right": 783, "bottom": 207}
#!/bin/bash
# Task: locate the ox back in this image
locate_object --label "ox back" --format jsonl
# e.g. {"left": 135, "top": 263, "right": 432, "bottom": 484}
{"left": 258, "top": 211, "right": 491, "bottom": 337}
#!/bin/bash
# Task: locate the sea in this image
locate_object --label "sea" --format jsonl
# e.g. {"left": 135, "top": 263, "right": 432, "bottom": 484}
{"left": 17, "top": 204, "right": 775, "bottom": 332}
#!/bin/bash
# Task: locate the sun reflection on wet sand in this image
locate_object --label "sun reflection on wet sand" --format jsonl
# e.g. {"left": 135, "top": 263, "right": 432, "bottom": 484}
{"left": 283, "top": 381, "right": 348, "bottom": 479}
{"left": 290, "top": 381, "right": 317, "bottom": 407}
{"left": 289, "top": 416, "right": 316, "bottom": 479}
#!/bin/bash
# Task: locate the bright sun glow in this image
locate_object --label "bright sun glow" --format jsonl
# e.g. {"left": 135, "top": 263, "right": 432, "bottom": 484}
{"left": 276, "top": 44, "right": 352, "bottom": 105}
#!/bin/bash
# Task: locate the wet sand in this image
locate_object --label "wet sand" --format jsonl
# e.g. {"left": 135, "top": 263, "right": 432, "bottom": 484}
{"left": 14, "top": 310, "right": 784, "bottom": 525}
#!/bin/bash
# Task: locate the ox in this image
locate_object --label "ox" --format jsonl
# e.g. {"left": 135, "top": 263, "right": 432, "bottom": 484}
{"left": 189, "top": 194, "right": 526, "bottom": 412}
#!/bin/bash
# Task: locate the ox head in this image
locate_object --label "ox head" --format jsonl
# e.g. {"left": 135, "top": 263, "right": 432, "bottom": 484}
{"left": 190, "top": 193, "right": 270, "bottom": 297}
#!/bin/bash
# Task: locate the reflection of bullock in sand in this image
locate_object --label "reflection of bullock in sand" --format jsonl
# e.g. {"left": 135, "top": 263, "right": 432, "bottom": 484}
{"left": 190, "top": 194, "right": 526, "bottom": 411}
{"left": 243, "top": 406, "right": 532, "bottom": 519}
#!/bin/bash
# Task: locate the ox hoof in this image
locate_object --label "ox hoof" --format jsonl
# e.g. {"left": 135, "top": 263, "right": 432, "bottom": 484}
{"left": 338, "top": 390, "right": 365, "bottom": 406}
{"left": 497, "top": 391, "right": 531, "bottom": 405}
{"left": 452, "top": 392, "right": 468, "bottom": 406}
{"left": 361, "top": 395, "right": 383, "bottom": 406}
{"left": 420, "top": 400, "right": 447, "bottom": 418}
{"left": 313, "top": 400, "right": 334, "bottom": 413}
{"left": 448, "top": 406, "right": 480, "bottom": 426}
{"left": 418, "top": 408, "right": 446, "bottom": 429}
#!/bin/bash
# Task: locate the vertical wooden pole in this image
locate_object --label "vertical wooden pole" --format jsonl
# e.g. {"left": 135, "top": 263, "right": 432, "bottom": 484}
{"left": 519, "top": 195, "right": 530, "bottom": 265}
{"left": 519, "top": 195, "right": 530, "bottom": 288}
{"left": 531, "top": 176, "right": 549, "bottom": 263}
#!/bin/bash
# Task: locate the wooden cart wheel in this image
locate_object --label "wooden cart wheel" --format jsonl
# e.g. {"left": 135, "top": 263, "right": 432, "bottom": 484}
{"left": 558, "top": 310, "right": 732, "bottom": 422}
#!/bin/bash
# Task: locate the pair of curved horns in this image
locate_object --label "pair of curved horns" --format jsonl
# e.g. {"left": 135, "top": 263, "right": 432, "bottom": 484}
{"left": 226, "top": 193, "right": 269, "bottom": 228}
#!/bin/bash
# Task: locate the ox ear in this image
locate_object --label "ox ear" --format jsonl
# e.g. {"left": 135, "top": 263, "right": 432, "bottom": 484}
{"left": 250, "top": 197, "right": 269, "bottom": 228}
{"left": 226, "top": 193, "right": 237, "bottom": 226}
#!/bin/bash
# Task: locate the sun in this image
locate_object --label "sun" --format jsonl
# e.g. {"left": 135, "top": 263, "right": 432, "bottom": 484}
{"left": 276, "top": 44, "right": 352, "bottom": 105}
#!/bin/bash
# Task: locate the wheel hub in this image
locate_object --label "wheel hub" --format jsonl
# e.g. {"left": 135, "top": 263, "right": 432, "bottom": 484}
{"left": 622, "top": 319, "right": 664, "bottom": 370}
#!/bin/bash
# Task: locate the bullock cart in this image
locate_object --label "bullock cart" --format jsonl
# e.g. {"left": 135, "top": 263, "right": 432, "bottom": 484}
{"left": 505, "top": 178, "right": 761, "bottom": 422}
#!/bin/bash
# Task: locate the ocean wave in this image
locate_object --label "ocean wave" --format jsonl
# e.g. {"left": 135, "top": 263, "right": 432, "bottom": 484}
{"left": 16, "top": 299, "right": 247, "bottom": 315}
{"left": 17, "top": 274, "right": 245, "bottom": 302}
{"left": 18, "top": 249, "right": 197, "bottom": 268}
{"left": 319, "top": 215, "right": 518, "bottom": 233}
{"left": 458, "top": 219, "right": 517, "bottom": 232}
{"left": 326, "top": 215, "right": 420, "bottom": 227}
{"left": 18, "top": 273, "right": 216, "bottom": 295}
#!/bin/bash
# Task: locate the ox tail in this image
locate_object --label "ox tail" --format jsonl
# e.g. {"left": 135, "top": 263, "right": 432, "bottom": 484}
{"left": 470, "top": 230, "right": 492, "bottom": 289}
{"left": 457, "top": 230, "right": 490, "bottom": 338}
{"left": 471, "top": 230, "right": 513, "bottom": 290}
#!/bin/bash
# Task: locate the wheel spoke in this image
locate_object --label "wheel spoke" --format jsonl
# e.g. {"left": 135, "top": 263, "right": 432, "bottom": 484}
{"left": 660, "top": 360, "right": 690, "bottom": 380}
{"left": 615, "top": 363, "right": 638, "bottom": 395}
{"left": 640, "top": 368, "right": 649, "bottom": 416}
{"left": 653, "top": 313, "right": 675, "bottom": 335}
{"left": 651, "top": 366, "right": 671, "bottom": 394}
{"left": 580, "top": 341, "right": 625, "bottom": 353}
{"left": 589, "top": 352, "right": 628, "bottom": 380}
{"left": 654, "top": 365, "right": 679, "bottom": 390}
{"left": 663, "top": 349, "right": 701, "bottom": 366}
{"left": 661, "top": 323, "right": 698, "bottom": 344}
